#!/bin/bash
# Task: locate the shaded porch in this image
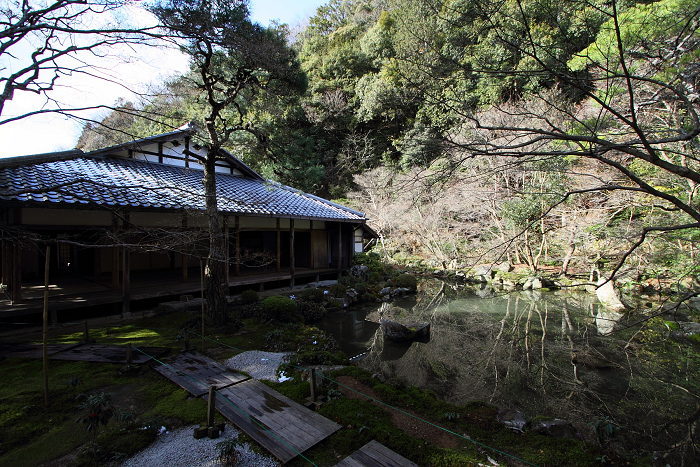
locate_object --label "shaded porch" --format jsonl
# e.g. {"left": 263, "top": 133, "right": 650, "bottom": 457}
{"left": 0, "top": 266, "right": 340, "bottom": 323}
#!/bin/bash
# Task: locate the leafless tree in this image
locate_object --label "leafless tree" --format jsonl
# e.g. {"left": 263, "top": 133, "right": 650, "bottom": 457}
{"left": 1, "top": 0, "right": 167, "bottom": 126}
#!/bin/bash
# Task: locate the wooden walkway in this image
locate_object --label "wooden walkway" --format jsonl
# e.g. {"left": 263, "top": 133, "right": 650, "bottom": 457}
{"left": 335, "top": 440, "right": 419, "bottom": 467}
{"left": 155, "top": 352, "right": 341, "bottom": 464}
{"left": 1, "top": 342, "right": 169, "bottom": 364}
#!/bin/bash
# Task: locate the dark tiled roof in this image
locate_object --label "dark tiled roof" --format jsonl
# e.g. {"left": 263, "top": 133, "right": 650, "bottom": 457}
{"left": 0, "top": 156, "right": 366, "bottom": 221}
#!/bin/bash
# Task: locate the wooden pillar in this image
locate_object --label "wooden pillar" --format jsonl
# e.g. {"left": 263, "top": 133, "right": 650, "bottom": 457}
{"left": 234, "top": 216, "right": 240, "bottom": 277}
{"left": 207, "top": 386, "right": 217, "bottom": 427}
{"left": 290, "top": 219, "right": 295, "bottom": 287}
{"left": 93, "top": 242, "right": 102, "bottom": 282}
{"left": 309, "top": 220, "right": 315, "bottom": 270}
{"left": 42, "top": 245, "right": 50, "bottom": 407}
{"left": 276, "top": 218, "right": 281, "bottom": 272}
{"left": 1, "top": 241, "right": 9, "bottom": 286}
{"left": 310, "top": 368, "right": 317, "bottom": 402}
{"left": 337, "top": 223, "right": 342, "bottom": 271}
{"left": 182, "top": 211, "right": 188, "bottom": 282}
{"left": 112, "top": 246, "right": 120, "bottom": 289}
{"left": 12, "top": 241, "right": 21, "bottom": 302}
{"left": 223, "top": 216, "right": 230, "bottom": 288}
{"left": 122, "top": 248, "right": 131, "bottom": 315}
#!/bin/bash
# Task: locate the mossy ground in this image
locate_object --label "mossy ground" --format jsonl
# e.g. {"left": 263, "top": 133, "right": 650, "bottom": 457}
{"left": 0, "top": 312, "right": 631, "bottom": 467}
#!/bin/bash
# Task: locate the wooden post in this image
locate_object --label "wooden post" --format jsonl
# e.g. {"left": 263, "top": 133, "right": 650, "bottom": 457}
{"left": 43, "top": 245, "right": 50, "bottom": 408}
{"left": 182, "top": 247, "right": 189, "bottom": 282}
{"left": 83, "top": 321, "right": 90, "bottom": 342}
{"left": 290, "top": 219, "right": 295, "bottom": 288}
{"left": 111, "top": 246, "right": 120, "bottom": 290}
{"left": 276, "top": 218, "right": 281, "bottom": 272}
{"left": 234, "top": 216, "right": 240, "bottom": 277}
{"left": 310, "top": 368, "right": 317, "bottom": 402}
{"left": 310, "top": 220, "right": 315, "bottom": 270}
{"left": 126, "top": 343, "right": 133, "bottom": 364}
{"left": 207, "top": 386, "right": 217, "bottom": 428}
{"left": 224, "top": 216, "right": 230, "bottom": 288}
{"left": 182, "top": 211, "right": 189, "bottom": 282}
{"left": 12, "top": 241, "right": 22, "bottom": 302}
{"left": 122, "top": 248, "right": 131, "bottom": 316}
{"left": 200, "top": 259, "right": 205, "bottom": 352}
{"left": 337, "top": 224, "right": 342, "bottom": 271}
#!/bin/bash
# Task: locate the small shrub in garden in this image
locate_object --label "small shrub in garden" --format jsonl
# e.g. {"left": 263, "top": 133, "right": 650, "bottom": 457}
{"left": 261, "top": 295, "right": 301, "bottom": 322}
{"left": 297, "top": 300, "right": 327, "bottom": 323}
{"left": 368, "top": 272, "right": 381, "bottom": 284}
{"left": 216, "top": 439, "right": 241, "bottom": 466}
{"left": 299, "top": 287, "right": 325, "bottom": 303}
{"left": 352, "top": 251, "right": 385, "bottom": 274}
{"left": 394, "top": 274, "right": 418, "bottom": 292}
{"left": 239, "top": 289, "right": 259, "bottom": 304}
{"left": 328, "top": 283, "right": 347, "bottom": 298}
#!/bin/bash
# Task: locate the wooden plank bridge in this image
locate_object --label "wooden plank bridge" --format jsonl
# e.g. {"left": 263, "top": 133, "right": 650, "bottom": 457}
{"left": 155, "top": 352, "right": 341, "bottom": 464}
{"left": 335, "top": 440, "right": 419, "bottom": 467}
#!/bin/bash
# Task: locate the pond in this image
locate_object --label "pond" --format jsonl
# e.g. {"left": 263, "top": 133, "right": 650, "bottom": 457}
{"left": 316, "top": 278, "right": 700, "bottom": 462}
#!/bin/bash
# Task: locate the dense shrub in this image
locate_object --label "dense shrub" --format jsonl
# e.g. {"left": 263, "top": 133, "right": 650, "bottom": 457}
{"left": 239, "top": 289, "right": 259, "bottom": 304}
{"left": 394, "top": 274, "right": 418, "bottom": 292}
{"left": 297, "top": 300, "right": 327, "bottom": 322}
{"left": 354, "top": 283, "right": 367, "bottom": 296}
{"left": 328, "top": 283, "right": 348, "bottom": 298}
{"left": 368, "top": 272, "right": 381, "bottom": 283}
{"left": 261, "top": 295, "right": 301, "bottom": 323}
{"left": 298, "top": 287, "right": 325, "bottom": 303}
{"left": 352, "top": 251, "right": 385, "bottom": 274}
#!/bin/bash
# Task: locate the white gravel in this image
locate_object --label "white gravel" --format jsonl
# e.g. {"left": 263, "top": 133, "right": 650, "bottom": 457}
{"left": 120, "top": 424, "right": 280, "bottom": 467}
{"left": 225, "top": 351, "right": 293, "bottom": 382}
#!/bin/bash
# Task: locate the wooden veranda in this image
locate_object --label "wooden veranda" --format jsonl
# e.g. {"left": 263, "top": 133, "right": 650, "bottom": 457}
{"left": 0, "top": 267, "right": 339, "bottom": 321}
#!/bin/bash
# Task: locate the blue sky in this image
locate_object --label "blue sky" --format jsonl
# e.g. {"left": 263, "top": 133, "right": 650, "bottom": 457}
{"left": 250, "top": 0, "right": 324, "bottom": 27}
{"left": 0, "top": 0, "right": 326, "bottom": 158}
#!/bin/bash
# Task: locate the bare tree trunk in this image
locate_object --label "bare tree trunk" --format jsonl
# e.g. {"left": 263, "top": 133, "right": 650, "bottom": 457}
{"left": 524, "top": 230, "right": 537, "bottom": 272}
{"left": 561, "top": 226, "right": 577, "bottom": 275}
{"left": 203, "top": 149, "right": 228, "bottom": 327}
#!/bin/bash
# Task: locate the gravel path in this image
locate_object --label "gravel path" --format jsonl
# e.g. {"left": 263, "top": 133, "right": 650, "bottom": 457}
{"left": 225, "top": 350, "right": 293, "bottom": 381}
{"left": 120, "top": 424, "right": 280, "bottom": 467}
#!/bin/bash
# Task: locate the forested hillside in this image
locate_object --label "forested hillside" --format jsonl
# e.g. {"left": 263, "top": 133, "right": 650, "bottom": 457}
{"left": 79, "top": 0, "right": 700, "bottom": 287}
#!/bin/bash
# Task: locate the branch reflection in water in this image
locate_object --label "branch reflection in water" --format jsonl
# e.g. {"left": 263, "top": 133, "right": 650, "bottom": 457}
{"left": 316, "top": 278, "right": 700, "bottom": 461}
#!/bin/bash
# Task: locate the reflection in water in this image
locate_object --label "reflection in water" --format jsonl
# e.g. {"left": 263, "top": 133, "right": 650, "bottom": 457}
{"left": 315, "top": 280, "right": 699, "bottom": 461}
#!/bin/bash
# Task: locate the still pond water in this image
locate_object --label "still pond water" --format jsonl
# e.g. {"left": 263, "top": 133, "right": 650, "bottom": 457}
{"left": 316, "top": 278, "right": 699, "bottom": 460}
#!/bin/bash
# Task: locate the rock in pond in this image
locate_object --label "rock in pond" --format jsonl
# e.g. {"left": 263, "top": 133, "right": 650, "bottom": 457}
{"left": 532, "top": 418, "right": 583, "bottom": 440}
{"left": 380, "top": 318, "right": 430, "bottom": 342}
{"left": 497, "top": 409, "right": 528, "bottom": 432}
